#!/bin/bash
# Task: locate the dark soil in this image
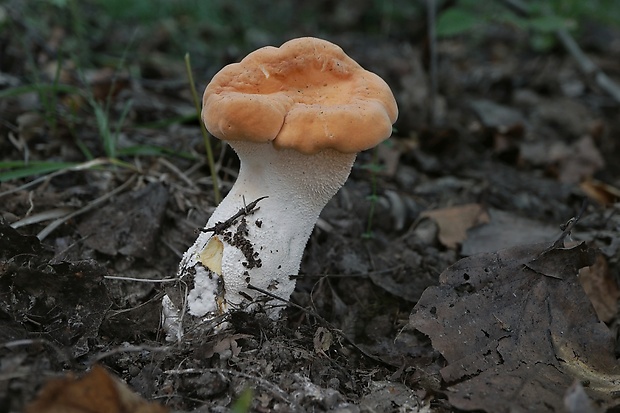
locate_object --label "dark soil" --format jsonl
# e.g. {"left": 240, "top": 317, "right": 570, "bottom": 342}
{"left": 1, "top": 2, "right": 620, "bottom": 412}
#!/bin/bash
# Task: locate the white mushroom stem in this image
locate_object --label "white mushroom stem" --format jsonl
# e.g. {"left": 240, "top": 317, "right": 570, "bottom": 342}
{"left": 179, "top": 140, "right": 356, "bottom": 318}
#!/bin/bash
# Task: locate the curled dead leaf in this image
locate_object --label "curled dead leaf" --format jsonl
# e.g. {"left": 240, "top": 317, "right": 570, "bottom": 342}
{"left": 25, "top": 365, "right": 168, "bottom": 413}
{"left": 420, "top": 203, "right": 490, "bottom": 249}
{"left": 313, "top": 327, "right": 334, "bottom": 356}
{"left": 579, "top": 179, "right": 620, "bottom": 206}
{"left": 204, "top": 334, "right": 252, "bottom": 360}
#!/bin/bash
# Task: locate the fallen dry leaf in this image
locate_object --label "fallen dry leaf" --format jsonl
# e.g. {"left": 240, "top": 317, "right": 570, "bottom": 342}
{"left": 313, "top": 326, "right": 334, "bottom": 356}
{"left": 409, "top": 241, "right": 620, "bottom": 412}
{"left": 579, "top": 179, "right": 620, "bottom": 205}
{"left": 554, "top": 136, "right": 605, "bottom": 184}
{"left": 579, "top": 252, "right": 620, "bottom": 323}
{"left": 204, "top": 333, "right": 252, "bottom": 360}
{"left": 521, "top": 135, "right": 604, "bottom": 184}
{"left": 461, "top": 208, "right": 558, "bottom": 256}
{"left": 25, "top": 365, "right": 168, "bottom": 413}
{"left": 469, "top": 99, "right": 526, "bottom": 129}
{"left": 420, "top": 203, "right": 490, "bottom": 249}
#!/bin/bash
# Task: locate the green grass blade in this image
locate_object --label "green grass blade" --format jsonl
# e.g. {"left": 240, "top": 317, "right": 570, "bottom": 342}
{"left": 0, "top": 84, "right": 81, "bottom": 99}
{"left": 0, "top": 161, "right": 78, "bottom": 182}
{"left": 113, "top": 98, "right": 133, "bottom": 144}
{"left": 91, "top": 102, "right": 114, "bottom": 158}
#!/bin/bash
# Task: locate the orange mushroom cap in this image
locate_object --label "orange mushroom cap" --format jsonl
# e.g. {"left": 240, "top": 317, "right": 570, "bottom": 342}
{"left": 202, "top": 37, "right": 398, "bottom": 155}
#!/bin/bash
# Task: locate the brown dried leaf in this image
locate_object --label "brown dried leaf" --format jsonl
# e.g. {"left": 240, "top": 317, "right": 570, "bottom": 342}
{"left": 462, "top": 208, "right": 558, "bottom": 256}
{"left": 409, "top": 242, "right": 620, "bottom": 412}
{"left": 579, "top": 179, "right": 620, "bottom": 206}
{"left": 420, "top": 203, "right": 490, "bottom": 249}
{"left": 521, "top": 136, "right": 604, "bottom": 184}
{"left": 25, "top": 365, "right": 168, "bottom": 413}
{"left": 579, "top": 253, "right": 620, "bottom": 323}
{"left": 204, "top": 334, "right": 252, "bottom": 359}
{"left": 555, "top": 136, "right": 605, "bottom": 184}
{"left": 313, "top": 327, "right": 333, "bottom": 355}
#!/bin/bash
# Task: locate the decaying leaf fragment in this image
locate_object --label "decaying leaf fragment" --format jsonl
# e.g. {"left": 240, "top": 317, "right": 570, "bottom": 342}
{"left": 25, "top": 365, "right": 168, "bottom": 413}
{"left": 579, "top": 253, "right": 620, "bottom": 323}
{"left": 409, "top": 241, "right": 620, "bottom": 412}
{"left": 420, "top": 203, "right": 490, "bottom": 249}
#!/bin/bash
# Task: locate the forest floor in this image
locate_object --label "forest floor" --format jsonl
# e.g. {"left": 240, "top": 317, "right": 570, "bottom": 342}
{"left": 1, "top": 2, "right": 620, "bottom": 412}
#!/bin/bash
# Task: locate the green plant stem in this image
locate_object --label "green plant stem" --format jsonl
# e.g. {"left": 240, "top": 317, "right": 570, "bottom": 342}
{"left": 184, "top": 53, "right": 221, "bottom": 205}
{"left": 363, "top": 149, "right": 380, "bottom": 239}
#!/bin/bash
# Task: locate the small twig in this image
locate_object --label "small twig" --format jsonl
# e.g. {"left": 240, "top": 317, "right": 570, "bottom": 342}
{"left": 544, "top": 198, "right": 589, "bottom": 253}
{"left": 247, "top": 283, "right": 331, "bottom": 325}
{"left": 2, "top": 338, "right": 75, "bottom": 368}
{"left": 201, "top": 196, "right": 268, "bottom": 234}
{"left": 161, "top": 237, "right": 184, "bottom": 258}
{"left": 0, "top": 158, "right": 110, "bottom": 199}
{"left": 497, "top": 0, "right": 529, "bottom": 15}
{"left": 89, "top": 344, "right": 172, "bottom": 364}
{"left": 246, "top": 283, "right": 397, "bottom": 367}
{"left": 37, "top": 175, "right": 136, "bottom": 240}
{"left": 158, "top": 157, "right": 199, "bottom": 190}
{"left": 108, "top": 294, "right": 164, "bottom": 317}
{"left": 496, "top": 0, "right": 620, "bottom": 104}
{"left": 164, "top": 367, "right": 295, "bottom": 406}
{"left": 555, "top": 28, "right": 620, "bottom": 103}
{"left": 25, "top": 191, "right": 35, "bottom": 216}
{"left": 10, "top": 207, "right": 73, "bottom": 229}
{"left": 104, "top": 275, "right": 179, "bottom": 283}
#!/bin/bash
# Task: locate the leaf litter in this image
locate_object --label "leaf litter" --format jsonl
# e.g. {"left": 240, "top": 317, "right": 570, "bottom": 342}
{"left": 2, "top": 2, "right": 620, "bottom": 411}
{"left": 0, "top": 223, "right": 112, "bottom": 358}
{"left": 409, "top": 232, "right": 620, "bottom": 412}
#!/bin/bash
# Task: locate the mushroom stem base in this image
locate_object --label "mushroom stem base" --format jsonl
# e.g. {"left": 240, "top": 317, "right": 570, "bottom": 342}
{"left": 178, "top": 141, "right": 356, "bottom": 320}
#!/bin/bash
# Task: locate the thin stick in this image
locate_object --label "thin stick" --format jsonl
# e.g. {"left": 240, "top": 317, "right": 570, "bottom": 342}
{"left": 201, "top": 196, "right": 267, "bottom": 234}
{"left": 0, "top": 158, "right": 110, "bottom": 199}
{"left": 496, "top": 0, "right": 620, "bottom": 103}
{"left": 164, "top": 367, "right": 295, "bottom": 406}
{"left": 89, "top": 344, "right": 171, "bottom": 364}
{"left": 555, "top": 28, "right": 620, "bottom": 103}
{"left": 104, "top": 275, "right": 180, "bottom": 283}
{"left": 246, "top": 283, "right": 396, "bottom": 367}
{"left": 37, "top": 175, "right": 136, "bottom": 240}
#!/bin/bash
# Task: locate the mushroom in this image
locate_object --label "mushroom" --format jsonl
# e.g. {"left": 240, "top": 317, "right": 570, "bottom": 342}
{"left": 178, "top": 37, "right": 398, "bottom": 320}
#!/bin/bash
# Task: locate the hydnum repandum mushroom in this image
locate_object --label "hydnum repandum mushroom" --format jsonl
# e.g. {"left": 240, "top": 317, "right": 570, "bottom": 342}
{"left": 168, "top": 37, "right": 397, "bottom": 329}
